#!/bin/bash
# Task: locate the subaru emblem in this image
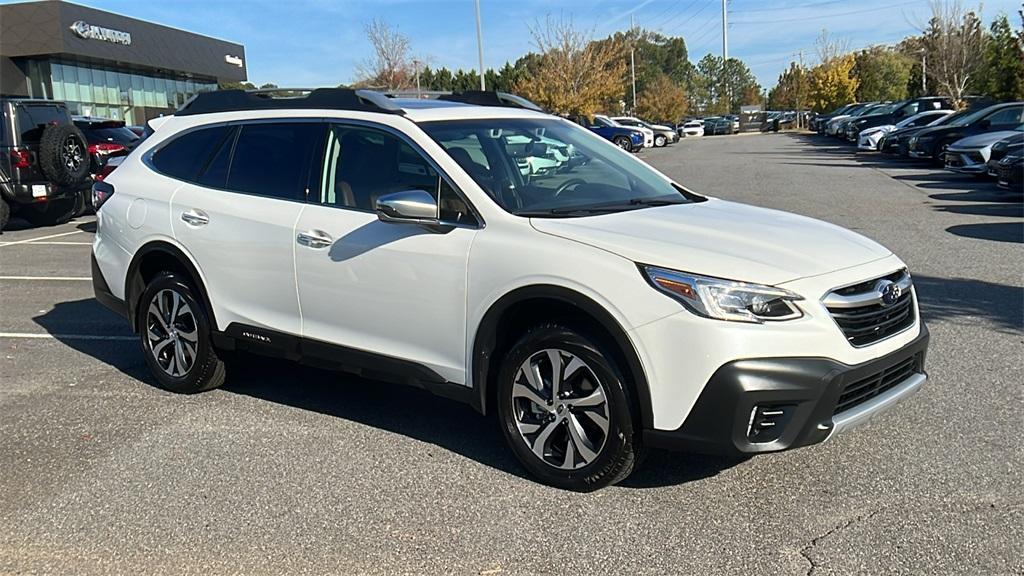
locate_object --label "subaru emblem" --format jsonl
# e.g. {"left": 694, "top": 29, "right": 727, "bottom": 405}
{"left": 875, "top": 280, "right": 902, "bottom": 307}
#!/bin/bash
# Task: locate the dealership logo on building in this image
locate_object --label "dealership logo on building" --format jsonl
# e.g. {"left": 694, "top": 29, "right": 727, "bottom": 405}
{"left": 224, "top": 55, "right": 244, "bottom": 67}
{"left": 70, "top": 21, "right": 132, "bottom": 46}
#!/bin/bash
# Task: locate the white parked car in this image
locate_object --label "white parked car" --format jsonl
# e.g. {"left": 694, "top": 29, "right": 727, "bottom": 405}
{"left": 91, "top": 88, "right": 929, "bottom": 491}
{"left": 857, "top": 109, "right": 953, "bottom": 151}
{"left": 945, "top": 124, "right": 1024, "bottom": 175}
{"left": 611, "top": 116, "right": 678, "bottom": 147}
{"left": 596, "top": 114, "right": 654, "bottom": 148}
{"left": 679, "top": 120, "right": 704, "bottom": 137}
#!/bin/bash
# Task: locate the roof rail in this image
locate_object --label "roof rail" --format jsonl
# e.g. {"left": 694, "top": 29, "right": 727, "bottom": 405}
{"left": 176, "top": 88, "right": 405, "bottom": 116}
{"left": 437, "top": 91, "right": 545, "bottom": 112}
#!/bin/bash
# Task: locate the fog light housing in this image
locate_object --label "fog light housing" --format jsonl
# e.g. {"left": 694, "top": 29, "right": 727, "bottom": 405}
{"left": 747, "top": 404, "right": 796, "bottom": 443}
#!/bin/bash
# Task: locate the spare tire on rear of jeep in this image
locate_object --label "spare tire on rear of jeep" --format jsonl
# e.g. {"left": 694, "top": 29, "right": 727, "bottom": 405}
{"left": 39, "top": 123, "right": 90, "bottom": 187}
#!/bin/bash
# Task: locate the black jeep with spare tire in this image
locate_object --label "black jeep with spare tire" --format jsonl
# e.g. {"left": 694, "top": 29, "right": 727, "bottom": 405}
{"left": 0, "top": 98, "right": 92, "bottom": 231}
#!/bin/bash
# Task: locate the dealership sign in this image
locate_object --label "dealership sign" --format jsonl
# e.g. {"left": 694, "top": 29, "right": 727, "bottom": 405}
{"left": 224, "top": 55, "right": 244, "bottom": 68}
{"left": 70, "top": 21, "right": 132, "bottom": 46}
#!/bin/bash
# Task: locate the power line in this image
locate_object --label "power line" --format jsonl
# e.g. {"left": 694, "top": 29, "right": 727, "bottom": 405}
{"left": 732, "top": 0, "right": 855, "bottom": 14}
{"left": 731, "top": 0, "right": 924, "bottom": 25}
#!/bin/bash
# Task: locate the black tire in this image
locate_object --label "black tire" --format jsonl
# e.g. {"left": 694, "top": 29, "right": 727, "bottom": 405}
{"left": 71, "top": 187, "right": 91, "bottom": 217}
{"left": 497, "top": 324, "right": 640, "bottom": 491}
{"left": 137, "top": 272, "right": 226, "bottom": 394}
{"left": 654, "top": 135, "right": 667, "bottom": 147}
{"left": 39, "top": 123, "right": 91, "bottom": 187}
{"left": 0, "top": 198, "right": 9, "bottom": 232}
{"left": 19, "top": 196, "right": 75, "bottom": 227}
{"left": 612, "top": 136, "right": 632, "bottom": 150}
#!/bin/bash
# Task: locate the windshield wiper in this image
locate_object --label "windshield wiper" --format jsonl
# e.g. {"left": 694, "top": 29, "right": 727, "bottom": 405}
{"left": 517, "top": 197, "right": 685, "bottom": 217}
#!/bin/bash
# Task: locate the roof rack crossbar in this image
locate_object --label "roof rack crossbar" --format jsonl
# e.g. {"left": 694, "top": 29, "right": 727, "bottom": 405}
{"left": 176, "top": 88, "right": 405, "bottom": 116}
{"left": 437, "top": 91, "right": 545, "bottom": 112}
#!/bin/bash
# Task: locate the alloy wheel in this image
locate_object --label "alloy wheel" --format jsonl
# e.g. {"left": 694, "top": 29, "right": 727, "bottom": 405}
{"left": 146, "top": 289, "right": 199, "bottom": 377}
{"left": 511, "top": 349, "right": 610, "bottom": 470}
{"left": 62, "top": 136, "right": 84, "bottom": 172}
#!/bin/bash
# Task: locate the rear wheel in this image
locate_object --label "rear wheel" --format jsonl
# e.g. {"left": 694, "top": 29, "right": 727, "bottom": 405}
{"left": 138, "top": 272, "right": 226, "bottom": 394}
{"left": 654, "top": 135, "right": 667, "bottom": 147}
{"left": 0, "top": 198, "right": 9, "bottom": 232}
{"left": 497, "top": 324, "right": 640, "bottom": 491}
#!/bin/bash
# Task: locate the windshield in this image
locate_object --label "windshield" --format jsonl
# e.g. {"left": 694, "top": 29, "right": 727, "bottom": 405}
{"left": 947, "top": 107, "right": 992, "bottom": 127}
{"left": 421, "top": 118, "right": 697, "bottom": 217}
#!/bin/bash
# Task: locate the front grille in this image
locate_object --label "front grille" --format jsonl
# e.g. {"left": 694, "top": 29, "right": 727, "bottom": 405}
{"left": 834, "top": 354, "right": 921, "bottom": 415}
{"left": 825, "top": 271, "right": 916, "bottom": 347}
{"left": 945, "top": 153, "right": 964, "bottom": 167}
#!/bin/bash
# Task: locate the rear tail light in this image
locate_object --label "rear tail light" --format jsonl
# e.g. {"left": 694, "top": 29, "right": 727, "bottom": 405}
{"left": 10, "top": 149, "right": 31, "bottom": 168}
{"left": 92, "top": 181, "right": 115, "bottom": 210}
{"left": 87, "top": 142, "right": 126, "bottom": 155}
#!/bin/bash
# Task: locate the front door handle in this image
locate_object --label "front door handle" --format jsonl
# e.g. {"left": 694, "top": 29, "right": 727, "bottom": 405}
{"left": 297, "top": 229, "right": 333, "bottom": 249}
{"left": 181, "top": 209, "right": 209, "bottom": 227}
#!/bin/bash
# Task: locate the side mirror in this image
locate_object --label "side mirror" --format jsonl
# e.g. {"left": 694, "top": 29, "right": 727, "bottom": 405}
{"left": 375, "top": 190, "right": 438, "bottom": 225}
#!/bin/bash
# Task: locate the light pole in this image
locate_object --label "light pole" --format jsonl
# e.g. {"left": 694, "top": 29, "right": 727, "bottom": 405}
{"left": 475, "top": 0, "right": 485, "bottom": 90}
{"left": 630, "top": 14, "right": 637, "bottom": 111}
{"left": 412, "top": 59, "right": 421, "bottom": 98}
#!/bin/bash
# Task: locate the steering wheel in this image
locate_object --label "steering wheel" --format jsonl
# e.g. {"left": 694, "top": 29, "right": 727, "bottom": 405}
{"left": 553, "top": 178, "right": 586, "bottom": 198}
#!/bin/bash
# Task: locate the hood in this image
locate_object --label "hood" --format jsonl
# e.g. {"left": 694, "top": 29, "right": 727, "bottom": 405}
{"left": 950, "top": 130, "right": 1020, "bottom": 149}
{"left": 861, "top": 125, "right": 895, "bottom": 136}
{"left": 530, "top": 200, "right": 891, "bottom": 286}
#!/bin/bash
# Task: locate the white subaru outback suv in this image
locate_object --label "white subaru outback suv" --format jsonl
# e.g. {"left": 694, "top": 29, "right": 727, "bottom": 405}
{"left": 91, "top": 89, "right": 929, "bottom": 491}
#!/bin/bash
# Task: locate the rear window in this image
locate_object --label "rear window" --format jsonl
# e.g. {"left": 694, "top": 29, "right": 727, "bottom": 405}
{"left": 14, "top": 103, "right": 71, "bottom": 144}
{"left": 152, "top": 125, "right": 232, "bottom": 182}
{"left": 225, "top": 123, "right": 321, "bottom": 201}
{"left": 76, "top": 122, "right": 140, "bottom": 147}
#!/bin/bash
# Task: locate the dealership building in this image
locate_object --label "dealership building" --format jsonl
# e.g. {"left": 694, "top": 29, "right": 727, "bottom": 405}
{"left": 0, "top": 0, "right": 247, "bottom": 124}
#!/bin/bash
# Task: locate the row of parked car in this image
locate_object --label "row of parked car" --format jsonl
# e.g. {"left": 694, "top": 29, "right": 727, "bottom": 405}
{"left": 809, "top": 97, "right": 1023, "bottom": 192}
{"left": 0, "top": 97, "right": 141, "bottom": 231}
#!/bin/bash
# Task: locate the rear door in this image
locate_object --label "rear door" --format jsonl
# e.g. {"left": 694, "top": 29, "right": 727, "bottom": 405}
{"left": 168, "top": 120, "right": 323, "bottom": 336}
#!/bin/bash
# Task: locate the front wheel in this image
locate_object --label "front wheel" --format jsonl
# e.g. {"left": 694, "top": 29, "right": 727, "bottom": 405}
{"left": 497, "top": 324, "right": 641, "bottom": 491}
{"left": 612, "top": 136, "right": 632, "bottom": 151}
{"left": 138, "top": 272, "right": 226, "bottom": 394}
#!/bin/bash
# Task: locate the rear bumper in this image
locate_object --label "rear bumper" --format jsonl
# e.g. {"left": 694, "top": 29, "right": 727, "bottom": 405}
{"left": 92, "top": 253, "right": 129, "bottom": 322}
{"left": 0, "top": 181, "right": 78, "bottom": 204}
{"left": 644, "top": 325, "right": 930, "bottom": 456}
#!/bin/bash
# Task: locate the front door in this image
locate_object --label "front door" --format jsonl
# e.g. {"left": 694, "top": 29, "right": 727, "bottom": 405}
{"left": 293, "top": 122, "right": 479, "bottom": 384}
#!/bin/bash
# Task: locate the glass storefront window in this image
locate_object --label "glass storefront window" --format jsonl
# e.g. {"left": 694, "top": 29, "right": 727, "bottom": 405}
{"left": 62, "top": 64, "right": 79, "bottom": 102}
{"left": 154, "top": 77, "right": 168, "bottom": 107}
{"left": 130, "top": 74, "right": 144, "bottom": 108}
{"left": 118, "top": 72, "right": 131, "bottom": 105}
{"left": 92, "top": 67, "right": 108, "bottom": 104}
{"left": 77, "top": 65, "right": 93, "bottom": 103}
{"left": 105, "top": 70, "right": 118, "bottom": 105}
{"left": 51, "top": 62, "right": 65, "bottom": 100}
{"left": 143, "top": 75, "right": 156, "bottom": 107}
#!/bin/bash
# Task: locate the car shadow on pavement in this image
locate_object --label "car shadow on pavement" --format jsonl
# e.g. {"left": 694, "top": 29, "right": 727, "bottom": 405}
{"left": 33, "top": 299, "right": 739, "bottom": 488}
{"left": 914, "top": 274, "right": 1024, "bottom": 332}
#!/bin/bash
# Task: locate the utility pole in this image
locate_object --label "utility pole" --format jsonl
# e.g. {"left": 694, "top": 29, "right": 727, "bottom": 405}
{"left": 630, "top": 14, "right": 637, "bottom": 112}
{"left": 413, "top": 59, "right": 421, "bottom": 98}
{"left": 921, "top": 51, "right": 927, "bottom": 95}
{"left": 475, "top": 0, "right": 485, "bottom": 90}
{"left": 797, "top": 50, "right": 803, "bottom": 129}
{"left": 722, "top": 0, "right": 728, "bottom": 61}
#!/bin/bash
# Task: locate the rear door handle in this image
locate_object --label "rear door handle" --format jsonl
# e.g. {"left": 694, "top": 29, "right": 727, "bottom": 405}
{"left": 181, "top": 209, "right": 209, "bottom": 227}
{"left": 297, "top": 229, "right": 333, "bottom": 249}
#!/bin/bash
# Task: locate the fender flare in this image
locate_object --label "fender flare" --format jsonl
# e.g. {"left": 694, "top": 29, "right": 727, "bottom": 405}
{"left": 125, "top": 240, "right": 216, "bottom": 331}
{"left": 471, "top": 284, "right": 654, "bottom": 429}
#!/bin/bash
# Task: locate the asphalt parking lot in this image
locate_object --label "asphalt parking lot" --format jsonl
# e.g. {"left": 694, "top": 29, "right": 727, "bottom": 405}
{"left": 1, "top": 132, "right": 1022, "bottom": 575}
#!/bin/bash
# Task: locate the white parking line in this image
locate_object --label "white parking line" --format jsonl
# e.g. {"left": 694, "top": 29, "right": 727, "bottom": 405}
{"left": 0, "top": 230, "right": 85, "bottom": 246}
{"left": 0, "top": 241, "right": 92, "bottom": 246}
{"left": 0, "top": 332, "right": 135, "bottom": 341}
{"left": 0, "top": 276, "right": 91, "bottom": 281}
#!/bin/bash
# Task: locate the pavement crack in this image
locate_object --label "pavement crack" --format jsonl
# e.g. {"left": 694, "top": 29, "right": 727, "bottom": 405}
{"left": 799, "top": 509, "right": 884, "bottom": 576}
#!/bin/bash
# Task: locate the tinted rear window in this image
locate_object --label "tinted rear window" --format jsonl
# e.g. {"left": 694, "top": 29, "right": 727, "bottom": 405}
{"left": 225, "top": 123, "right": 321, "bottom": 200}
{"left": 78, "top": 125, "right": 140, "bottom": 147}
{"left": 152, "top": 125, "right": 231, "bottom": 181}
{"left": 15, "top": 103, "right": 70, "bottom": 143}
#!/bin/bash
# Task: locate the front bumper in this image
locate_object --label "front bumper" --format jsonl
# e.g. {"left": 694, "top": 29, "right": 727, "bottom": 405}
{"left": 644, "top": 325, "right": 929, "bottom": 455}
{"left": 945, "top": 150, "right": 987, "bottom": 173}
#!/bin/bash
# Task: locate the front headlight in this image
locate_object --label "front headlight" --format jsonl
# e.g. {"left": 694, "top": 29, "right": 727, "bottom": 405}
{"left": 641, "top": 266, "right": 804, "bottom": 323}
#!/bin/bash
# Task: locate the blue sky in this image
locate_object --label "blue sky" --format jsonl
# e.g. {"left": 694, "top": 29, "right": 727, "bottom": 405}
{"left": 10, "top": 0, "right": 1023, "bottom": 88}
